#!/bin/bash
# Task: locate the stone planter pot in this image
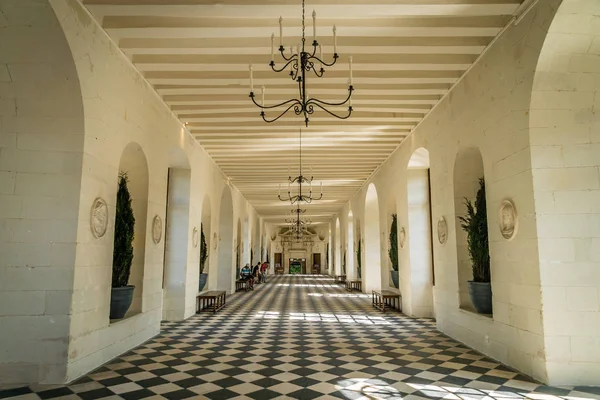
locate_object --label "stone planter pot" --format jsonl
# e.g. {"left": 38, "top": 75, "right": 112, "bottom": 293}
{"left": 199, "top": 273, "right": 208, "bottom": 292}
{"left": 468, "top": 281, "right": 492, "bottom": 314}
{"left": 110, "top": 286, "right": 135, "bottom": 319}
{"left": 390, "top": 270, "right": 399, "bottom": 289}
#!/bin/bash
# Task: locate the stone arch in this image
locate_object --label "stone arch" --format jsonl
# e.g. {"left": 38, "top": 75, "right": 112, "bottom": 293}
{"left": 335, "top": 217, "right": 341, "bottom": 275}
{"left": 236, "top": 218, "right": 243, "bottom": 276}
{"left": 405, "top": 148, "right": 434, "bottom": 317}
{"left": 386, "top": 192, "right": 398, "bottom": 290}
{"left": 253, "top": 219, "right": 260, "bottom": 264}
{"left": 529, "top": 0, "right": 600, "bottom": 385}
{"left": 243, "top": 215, "right": 250, "bottom": 265}
{"left": 117, "top": 142, "right": 150, "bottom": 316}
{"left": 0, "top": 0, "right": 85, "bottom": 384}
{"left": 453, "top": 147, "right": 486, "bottom": 313}
{"left": 347, "top": 210, "right": 355, "bottom": 279}
{"left": 364, "top": 183, "right": 383, "bottom": 293}
{"left": 162, "top": 146, "right": 191, "bottom": 320}
{"left": 216, "top": 187, "right": 234, "bottom": 292}
{"left": 200, "top": 193, "right": 212, "bottom": 288}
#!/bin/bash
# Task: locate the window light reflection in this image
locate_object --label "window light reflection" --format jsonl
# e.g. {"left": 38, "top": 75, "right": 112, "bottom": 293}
{"left": 253, "top": 311, "right": 390, "bottom": 325}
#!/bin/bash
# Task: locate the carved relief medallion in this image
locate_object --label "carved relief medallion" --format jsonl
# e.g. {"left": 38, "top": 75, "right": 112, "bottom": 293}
{"left": 399, "top": 227, "right": 406, "bottom": 248}
{"left": 152, "top": 215, "right": 162, "bottom": 244}
{"left": 499, "top": 199, "right": 518, "bottom": 240}
{"left": 437, "top": 217, "right": 448, "bottom": 245}
{"left": 192, "top": 227, "right": 199, "bottom": 248}
{"left": 90, "top": 197, "right": 108, "bottom": 238}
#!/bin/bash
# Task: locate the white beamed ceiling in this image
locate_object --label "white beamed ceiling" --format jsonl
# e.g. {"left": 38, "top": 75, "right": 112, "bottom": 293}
{"left": 82, "top": 0, "right": 524, "bottom": 226}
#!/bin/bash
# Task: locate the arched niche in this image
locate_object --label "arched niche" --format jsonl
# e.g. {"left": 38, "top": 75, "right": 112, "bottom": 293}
{"left": 162, "top": 146, "right": 191, "bottom": 320}
{"left": 328, "top": 226, "right": 332, "bottom": 273}
{"left": 386, "top": 193, "right": 397, "bottom": 291}
{"left": 117, "top": 142, "right": 150, "bottom": 316}
{"left": 335, "top": 217, "right": 341, "bottom": 275}
{"left": 243, "top": 215, "right": 250, "bottom": 265}
{"left": 236, "top": 218, "right": 243, "bottom": 276}
{"left": 200, "top": 194, "right": 212, "bottom": 286}
{"left": 406, "top": 148, "right": 434, "bottom": 317}
{"left": 453, "top": 147, "right": 487, "bottom": 313}
{"left": 216, "top": 187, "right": 234, "bottom": 292}
{"left": 364, "top": 183, "right": 382, "bottom": 293}
{"left": 347, "top": 211, "right": 355, "bottom": 279}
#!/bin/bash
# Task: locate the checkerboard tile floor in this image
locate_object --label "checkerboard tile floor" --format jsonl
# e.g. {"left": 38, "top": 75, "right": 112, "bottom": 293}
{"left": 2, "top": 275, "right": 599, "bottom": 399}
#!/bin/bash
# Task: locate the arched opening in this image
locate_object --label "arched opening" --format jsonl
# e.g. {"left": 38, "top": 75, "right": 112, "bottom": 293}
{"left": 199, "top": 194, "right": 212, "bottom": 292}
{"left": 347, "top": 211, "right": 355, "bottom": 279}
{"left": 406, "top": 148, "right": 434, "bottom": 317}
{"left": 216, "top": 187, "right": 234, "bottom": 292}
{"left": 243, "top": 216, "right": 250, "bottom": 265}
{"left": 386, "top": 195, "right": 398, "bottom": 291}
{"left": 236, "top": 218, "right": 243, "bottom": 277}
{"left": 529, "top": 0, "right": 600, "bottom": 384}
{"left": 162, "top": 147, "right": 191, "bottom": 321}
{"left": 335, "top": 217, "right": 341, "bottom": 275}
{"left": 453, "top": 147, "right": 488, "bottom": 314}
{"left": 328, "top": 226, "right": 332, "bottom": 274}
{"left": 253, "top": 221, "right": 260, "bottom": 265}
{"left": 364, "top": 184, "right": 382, "bottom": 293}
{"left": 116, "top": 142, "right": 149, "bottom": 317}
{"left": 0, "top": 0, "right": 85, "bottom": 383}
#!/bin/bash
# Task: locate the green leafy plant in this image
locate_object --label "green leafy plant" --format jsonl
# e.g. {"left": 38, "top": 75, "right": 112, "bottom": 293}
{"left": 388, "top": 213, "right": 399, "bottom": 272}
{"left": 458, "top": 178, "right": 490, "bottom": 282}
{"left": 112, "top": 172, "right": 135, "bottom": 288}
{"left": 200, "top": 223, "right": 208, "bottom": 274}
{"left": 356, "top": 237, "right": 362, "bottom": 278}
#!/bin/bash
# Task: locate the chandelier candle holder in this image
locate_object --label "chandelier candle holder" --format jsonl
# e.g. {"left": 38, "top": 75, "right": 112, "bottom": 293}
{"left": 249, "top": 0, "right": 354, "bottom": 127}
{"left": 278, "top": 129, "right": 323, "bottom": 204}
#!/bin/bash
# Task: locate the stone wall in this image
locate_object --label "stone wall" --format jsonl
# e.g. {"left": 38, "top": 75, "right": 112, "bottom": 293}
{"left": 338, "top": 0, "right": 564, "bottom": 384}
{"left": 531, "top": 0, "right": 600, "bottom": 385}
{"left": 0, "top": 0, "right": 260, "bottom": 385}
{"left": 0, "top": 0, "right": 84, "bottom": 383}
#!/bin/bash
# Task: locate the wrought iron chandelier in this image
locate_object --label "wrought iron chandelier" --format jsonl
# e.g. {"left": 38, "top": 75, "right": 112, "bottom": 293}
{"left": 249, "top": 0, "right": 354, "bottom": 127}
{"left": 278, "top": 129, "right": 322, "bottom": 204}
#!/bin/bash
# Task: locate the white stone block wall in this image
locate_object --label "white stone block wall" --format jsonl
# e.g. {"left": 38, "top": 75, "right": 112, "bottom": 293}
{"left": 0, "top": 0, "right": 261, "bottom": 385}
{"left": 530, "top": 0, "right": 600, "bottom": 385}
{"left": 0, "top": 0, "right": 84, "bottom": 384}
{"left": 338, "top": 0, "right": 566, "bottom": 384}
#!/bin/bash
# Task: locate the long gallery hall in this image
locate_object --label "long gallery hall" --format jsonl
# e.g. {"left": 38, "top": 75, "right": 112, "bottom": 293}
{"left": 1, "top": 0, "right": 600, "bottom": 398}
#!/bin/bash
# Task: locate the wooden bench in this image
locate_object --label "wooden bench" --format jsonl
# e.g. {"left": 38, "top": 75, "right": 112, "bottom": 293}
{"left": 334, "top": 275, "right": 347, "bottom": 284}
{"left": 345, "top": 280, "right": 362, "bottom": 292}
{"left": 236, "top": 279, "right": 251, "bottom": 292}
{"left": 372, "top": 290, "right": 402, "bottom": 312}
{"left": 196, "top": 291, "right": 226, "bottom": 313}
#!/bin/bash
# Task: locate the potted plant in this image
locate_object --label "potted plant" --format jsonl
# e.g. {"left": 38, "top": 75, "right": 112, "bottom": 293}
{"left": 458, "top": 178, "right": 492, "bottom": 314}
{"left": 110, "top": 173, "right": 136, "bottom": 320}
{"left": 389, "top": 213, "right": 399, "bottom": 289}
{"left": 199, "top": 223, "right": 208, "bottom": 291}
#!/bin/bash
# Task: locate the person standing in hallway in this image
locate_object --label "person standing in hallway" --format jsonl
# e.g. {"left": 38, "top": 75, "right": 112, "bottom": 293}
{"left": 252, "top": 262, "right": 260, "bottom": 281}
{"left": 260, "top": 261, "right": 269, "bottom": 283}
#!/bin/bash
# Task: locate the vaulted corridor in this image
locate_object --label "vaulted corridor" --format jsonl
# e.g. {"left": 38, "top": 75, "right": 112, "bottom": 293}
{"left": 2, "top": 275, "right": 598, "bottom": 400}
